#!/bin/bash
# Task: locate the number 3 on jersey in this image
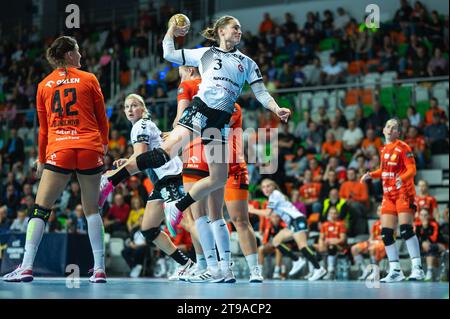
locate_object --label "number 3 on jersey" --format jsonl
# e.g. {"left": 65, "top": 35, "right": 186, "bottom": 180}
{"left": 52, "top": 88, "right": 78, "bottom": 117}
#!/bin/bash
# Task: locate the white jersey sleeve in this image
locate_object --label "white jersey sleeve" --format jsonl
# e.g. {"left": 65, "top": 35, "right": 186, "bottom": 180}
{"left": 267, "top": 190, "right": 284, "bottom": 210}
{"left": 245, "top": 58, "right": 263, "bottom": 85}
{"left": 130, "top": 118, "right": 162, "bottom": 150}
{"left": 183, "top": 47, "right": 210, "bottom": 67}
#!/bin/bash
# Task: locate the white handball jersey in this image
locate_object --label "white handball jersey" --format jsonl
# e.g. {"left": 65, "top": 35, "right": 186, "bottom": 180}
{"left": 130, "top": 118, "right": 182, "bottom": 183}
{"left": 178, "top": 46, "right": 263, "bottom": 113}
{"left": 267, "top": 190, "right": 304, "bottom": 225}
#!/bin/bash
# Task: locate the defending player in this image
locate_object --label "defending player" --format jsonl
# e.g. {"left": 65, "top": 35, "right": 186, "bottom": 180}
{"left": 361, "top": 118, "right": 425, "bottom": 282}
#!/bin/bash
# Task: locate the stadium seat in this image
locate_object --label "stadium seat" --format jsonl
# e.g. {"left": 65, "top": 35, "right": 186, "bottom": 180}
{"left": 397, "top": 43, "right": 409, "bottom": 57}
{"left": 345, "top": 89, "right": 361, "bottom": 105}
{"left": 363, "top": 73, "right": 380, "bottom": 88}
{"left": 430, "top": 187, "right": 450, "bottom": 202}
{"left": 415, "top": 86, "right": 430, "bottom": 102}
{"left": 415, "top": 169, "right": 443, "bottom": 186}
{"left": 362, "top": 89, "right": 373, "bottom": 105}
{"left": 380, "top": 71, "right": 398, "bottom": 87}
{"left": 319, "top": 38, "right": 340, "bottom": 51}
{"left": 344, "top": 104, "right": 358, "bottom": 120}
{"left": 311, "top": 96, "right": 325, "bottom": 109}
{"left": 431, "top": 154, "right": 450, "bottom": 170}
{"left": 416, "top": 100, "right": 430, "bottom": 117}
{"left": 347, "top": 60, "right": 367, "bottom": 75}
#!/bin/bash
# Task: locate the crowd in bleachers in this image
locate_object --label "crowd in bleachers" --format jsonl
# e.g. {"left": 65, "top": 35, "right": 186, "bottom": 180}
{"left": 0, "top": 0, "right": 449, "bottom": 280}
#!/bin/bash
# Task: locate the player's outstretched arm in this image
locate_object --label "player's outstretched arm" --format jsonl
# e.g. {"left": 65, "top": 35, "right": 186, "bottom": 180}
{"left": 250, "top": 81, "right": 290, "bottom": 122}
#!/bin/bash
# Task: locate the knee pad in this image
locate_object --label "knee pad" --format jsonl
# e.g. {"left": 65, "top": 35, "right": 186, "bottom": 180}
{"left": 328, "top": 245, "right": 337, "bottom": 256}
{"left": 141, "top": 227, "right": 161, "bottom": 243}
{"left": 381, "top": 228, "right": 396, "bottom": 246}
{"left": 28, "top": 204, "right": 51, "bottom": 222}
{"left": 400, "top": 224, "right": 415, "bottom": 241}
{"left": 136, "top": 148, "right": 170, "bottom": 170}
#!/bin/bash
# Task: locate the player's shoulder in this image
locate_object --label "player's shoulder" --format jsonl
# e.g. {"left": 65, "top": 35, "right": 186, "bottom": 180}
{"left": 134, "top": 117, "right": 157, "bottom": 131}
{"left": 270, "top": 190, "right": 283, "bottom": 199}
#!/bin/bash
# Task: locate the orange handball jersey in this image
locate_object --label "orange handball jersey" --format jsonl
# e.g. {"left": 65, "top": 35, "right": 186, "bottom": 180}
{"left": 370, "top": 140, "right": 416, "bottom": 199}
{"left": 415, "top": 195, "right": 438, "bottom": 218}
{"left": 371, "top": 220, "right": 382, "bottom": 241}
{"left": 37, "top": 67, "right": 109, "bottom": 163}
{"left": 320, "top": 221, "right": 347, "bottom": 240}
{"left": 177, "top": 78, "right": 201, "bottom": 103}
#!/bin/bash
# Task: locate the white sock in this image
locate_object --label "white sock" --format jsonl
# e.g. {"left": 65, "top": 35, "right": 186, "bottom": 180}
{"left": 385, "top": 243, "right": 399, "bottom": 264}
{"left": 405, "top": 236, "right": 422, "bottom": 267}
{"left": 354, "top": 254, "right": 365, "bottom": 270}
{"left": 195, "top": 216, "right": 218, "bottom": 269}
{"left": 245, "top": 253, "right": 258, "bottom": 269}
{"left": 196, "top": 254, "right": 207, "bottom": 271}
{"left": 22, "top": 218, "right": 45, "bottom": 269}
{"left": 274, "top": 266, "right": 281, "bottom": 273}
{"left": 211, "top": 219, "right": 231, "bottom": 268}
{"left": 86, "top": 214, "right": 105, "bottom": 270}
{"left": 327, "top": 255, "right": 336, "bottom": 271}
{"left": 308, "top": 261, "right": 314, "bottom": 272}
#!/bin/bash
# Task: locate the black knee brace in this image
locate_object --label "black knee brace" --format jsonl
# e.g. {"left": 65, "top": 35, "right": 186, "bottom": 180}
{"left": 328, "top": 245, "right": 338, "bottom": 256}
{"left": 28, "top": 204, "right": 51, "bottom": 222}
{"left": 136, "top": 148, "right": 170, "bottom": 170}
{"left": 400, "top": 224, "right": 415, "bottom": 241}
{"left": 381, "top": 228, "right": 396, "bottom": 246}
{"left": 141, "top": 227, "right": 161, "bottom": 243}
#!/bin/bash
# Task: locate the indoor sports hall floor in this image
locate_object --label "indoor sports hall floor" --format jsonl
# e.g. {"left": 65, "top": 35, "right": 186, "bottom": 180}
{"left": 0, "top": 278, "right": 448, "bottom": 299}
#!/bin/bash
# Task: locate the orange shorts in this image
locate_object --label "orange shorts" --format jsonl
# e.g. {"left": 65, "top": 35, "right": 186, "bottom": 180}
{"left": 381, "top": 194, "right": 416, "bottom": 215}
{"left": 44, "top": 149, "right": 104, "bottom": 175}
{"left": 355, "top": 240, "right": 386, "bottom": 262}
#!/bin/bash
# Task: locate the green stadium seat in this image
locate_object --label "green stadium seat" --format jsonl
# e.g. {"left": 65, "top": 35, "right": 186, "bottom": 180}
{"left": 319, "top": 38, "right": 340, "bottom": 51}
{"left": 416, "top": 100, "right": 430, "bottom": 118}
{"left": 363, "top": 105, "right": 374, "bottom": 117}
{"left": 274, "top": 54, "right": 289, "bottom": 67}
{"left": 398, "top": 43, "right": 409, "bottom": 57}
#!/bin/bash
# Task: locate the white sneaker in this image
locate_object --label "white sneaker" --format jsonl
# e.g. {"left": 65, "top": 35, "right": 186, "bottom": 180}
{"left": 308, "top": 267, "right": 327, "bottom": 281}
{"left": 222, "top": 268, "right": 236, "bottom": 283}
{"left": 380, "top": 269, "right": 405, "bottom": 283}
{"left": 189, "top": 268, "right": 224, "bottom": 283}
{"left": 288, "top": 258, "right": 306, "bottom": 277}
{"left": 425, "top": 270, "right": 433, "bottom": 282}
{"left": 181, "top": 264, "right": 205, "bottom": 282}
{"left": 130, "top": 264, "right": 143, "bottom": 278}
{"left": 407, "top": 265, "right": 425, "bottom": 281}
{"left": 89, "top": 268, "right": 107, "bottom": 283}
{"left": 272, "top": 271, "right": 281, "bottom": 279}
{"left": 3, "top": 265, "right": 33, "bottom": 282}
{"left": 168, "top": 259, "right": 195, "bottom": 281}
{"left": 153, "top": 258, "right": 167, "bottom": 278}
{"left": 358, "top": 266, "right": 372, "bottom": 281}
{"left": 249, "top": 265, "right": 264, "bottom": 283}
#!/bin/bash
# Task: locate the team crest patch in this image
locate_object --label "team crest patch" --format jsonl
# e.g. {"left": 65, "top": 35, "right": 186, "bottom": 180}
{"left": 406, "top": 152, "right": 414, "bottom": 158}
{"left": 178, "top": 87, "right": 184, "bottom": 94}
{"left": 238, "top": 64, "right": 244, "bottom": 72}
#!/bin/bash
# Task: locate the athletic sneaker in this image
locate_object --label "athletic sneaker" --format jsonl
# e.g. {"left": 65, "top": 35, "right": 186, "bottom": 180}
{"left": 288, "top": 258, "right": 306, "bottom": 277}
{"left": 222, "top": 268, "right": 236, "bottom": 283}
{"left": 180, "top": 264, "right": 205, "bottom": 282}
{"left": 249, "top": 265, "right": 264, "bottom": 283}
{"left": 89, "top": 268, "right": 107, "bottom": 283}
{"left": 408, "top": 265, "right": 425, "bottom": 281}
{"left": 168, "top": 259, "right": 195, "bottom": 281}
{"left": 425, "top": 270, "right": 433, "bottom": 282}
{"left": 189, "top": 268, "right": 224, "bottom": 283}
{"left": 98, "top": 175, "right": 114, "bottom": 208}
{"left": 380, "top": 269, "right": 405, "bottom": 283}
{"left": 358, "top": 267, "right": 372, "bottom": 281}
{"left": 308, "top": 267, "right": 327, "bottom": 281}
{"left": 130, "top": 264, "right": 143, "bottom": 278}
{"left": 3, "top": 265, "right": 33, "bottom": 282}
{"left": 272, "top": 271, "right": 281, "bottom": 280}
{"left": 163, "top": 201, "right": 183, "bottom": 237}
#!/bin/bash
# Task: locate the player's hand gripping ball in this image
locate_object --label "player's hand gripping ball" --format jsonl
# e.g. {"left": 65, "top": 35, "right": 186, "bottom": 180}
{"left": 168, "top": 14, "right": 190, "bottom": 37}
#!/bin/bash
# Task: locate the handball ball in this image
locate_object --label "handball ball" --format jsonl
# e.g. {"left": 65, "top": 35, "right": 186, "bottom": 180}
{"left": 168, "top": 14, "right": 191, "bottom": 31}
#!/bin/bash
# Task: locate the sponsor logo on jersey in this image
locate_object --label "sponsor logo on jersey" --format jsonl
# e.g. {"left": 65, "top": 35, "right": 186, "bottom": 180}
{"left": 384, "top": 153, "right": 390, "bottom": 159}
{"left": 137, "top": 134, "right": 150, "bottom": 143}
{"left": 45, "top": 80, "right": 55, "bottom": 88}
{"left": 390, "top": 154, "right": 397, "bottom": 161}
{"left": 238, "top": 64, "right": 244, "bottom": 72}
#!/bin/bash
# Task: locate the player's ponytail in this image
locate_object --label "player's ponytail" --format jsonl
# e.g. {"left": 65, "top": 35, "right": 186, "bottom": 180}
{"left": 46, "top": 36, "right": 77, "bottom": 68}
{"left": 201, "top": 15, "right": 236, "bottom": 43}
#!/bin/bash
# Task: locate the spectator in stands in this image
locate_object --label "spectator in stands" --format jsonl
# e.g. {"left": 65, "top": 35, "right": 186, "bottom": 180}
{"left": 320, "top": 188, "right": 349, "bottom": 227}
{"left": 66, "top": 204, "right": 87, "bottom": 234}
{"left": 321, "top": 10, "right": 334, "bottom": 37}
{"left": 122, "top": 215, "right": 148, "bottom": 278}
{"left": 361, "top": 128, "right": 383, "bottom": 157}
{"left": 320, "top": 169, "right": 341, "bottom": 201}
{"left": 282, "top": 13, "right": 298, "bottom": 34}
{"left": 415, "top": 180, "right": 439, "bottom": 220}
{"left": 366, "top": 100, "right": 390, "bottom": 134}
{"left": 291, "top": 189, "right": 308, "bottom": 215}
{"left": 425, "top": 97, "right": 447, "bottom": 125}
{"left": 424, "top": 113, "right": 449, "bottom": 154}
{"left": 108, "top": 129, "right": 127, "bottom": 155}
{"left": 298, "top": 35, "right": 314, "bottom": 65}
{"left": 308, "top": 157, "right": 324, "bottom": 183}
{"left": 299, "top": 169, "right": 322, "bottom": 219}
{"left": 326, "top": 117, "right": 345, "bottom": 142}
{"left": 258, "top": 213, "right": 286, "bottom": 279}
{"left": 127, "top": 196, "right": 145, "bottom": 233}
{"left": 322, "top": 54, "right": 344, "bottom": 84}
{"left": 334, "top": 7, "right": 351, "bottom": 32}
{"left": 62, "top": 181, "right": 82, "bottom": 217}
{"left": 1, "top": 128, "right": 25, "bottom": 170}
{"left": 415, "top": 208, "right": 440, "bottom": 281}
{"left": 9, "top": 205, "right": 29, "bottom": 233}
{"left": 2, "top": 184, "right": 20, "bottom": 219}
{"left": 411, "top": 45, "right": 429, "bottom": 77}
{"left": 305, "top": 57, "right": 323, "bottom": 86}
{"left": 318, "top": 206, "right": 347, "bottom": 280}
{"left": 342, "top": 120, "right": 364, "bottom": 153}
{"left": 405, "top": 126, "right": 427, "bottom": 169}
{"left": 394, "top": 0, "right": 413, "bottom": 23}
{"left": 339, "top": 168, "right": 369, "bottom": 236}
{"left": 124, "top": 176, "right": 148, "bottom": 205}
{"left": 276, "top": 62, "right": 295, "bottom": 88}
{"left": 428, "top": 47, "right": 449, "bottom": 76}
{"left": 0, "top": 205, "right": 10, "bottom": 229}
{"left": 285, "top": 145, "right": 308, "bottom": 180}
{"left": 379, "top": 44, "right": 399, "bottom": 72}
{"left": 407, "top": 106, "right": 423, "bottom": 128}
{"left": 323, "top": 156, "right": 347, "bottom": 183}
{"left": 351, "top": 29, "right": 373, "bottom": 61}
{"left": 259, "top": 13, "right": 276, "bottom": 35}
{"left": 322, "top": 132, "right": 343, "bottom": 161}
{"left": 46, "top": 208, "right": 63, "bottom": 233}
{"left": 104, "top": 193, "right": 130, "bottom": 235}
{"left": 425, "top": 10, "right": 444, "bottom": 44}
{"left": 304, "top": 121, "right": 324, "bottom": 153}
